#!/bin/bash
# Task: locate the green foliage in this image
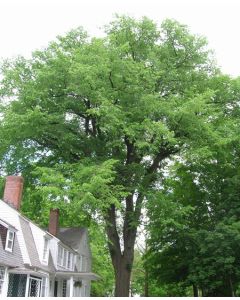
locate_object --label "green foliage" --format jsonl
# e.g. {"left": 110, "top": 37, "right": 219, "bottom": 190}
{"left": 130, "top": 250, "right": 146, "bottom": 296}
{"left": 89, "top": 224, "right": 115, "bottom": 296}
{"left": 0, "top": 16, "right": 218, "bottom": 174}
{"left": 131, "top": 249, "right": 190, "bottom": 296}
{"left": 146, "top": 76, "right": 240, "bottom": 296}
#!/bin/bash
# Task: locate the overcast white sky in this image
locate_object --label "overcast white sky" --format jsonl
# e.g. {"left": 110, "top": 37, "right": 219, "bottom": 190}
{"left": 0, "top": 0, "right": 240, "bottom": 77}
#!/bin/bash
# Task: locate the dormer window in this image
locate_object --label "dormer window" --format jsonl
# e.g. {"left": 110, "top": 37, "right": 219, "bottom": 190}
{"left": 5, "top": 229, "right": 14, "bottom": 252}
{"left": 0, "top": 220, "right": 16, "bottom": 253}
{"left": 63, "top": 248, "right": 67, "bottom": 267}
{"left": 67, "top": 252, "right": 73, "bottom": 270}
{"left": 57, "top": 245, "right": 63, "bottom": 266}
{"left": 79, "top": 255, "right": 83, "bottom": 271}
{"left": 57, "top": 244, "right": 74, "bottom": 270}
{"left": 42, "top": 237, "right": 50, "bottom": 263}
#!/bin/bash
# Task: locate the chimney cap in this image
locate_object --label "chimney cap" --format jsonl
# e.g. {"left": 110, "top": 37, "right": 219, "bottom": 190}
{"left": 5, "top": 175, "right": 24, "bottom": 181}
{"left": 50, "top": 208, "right": 60, "bottom": 212}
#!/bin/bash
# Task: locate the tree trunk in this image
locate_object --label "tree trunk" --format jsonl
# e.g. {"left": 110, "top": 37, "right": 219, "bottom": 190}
{"left": 105, "top": 204, "right": 137, "bottom": 297}
{"left": 114, "top": 255, "right": 132, "bottom": 297}
{"left": 104, "top": 138, "right": 171, "bottom": 296}
{"left": 193, "top": 284, "right": 198, "bottom": 297}
{"left": 229, "top": 276, "right": 235, "bottom": 297}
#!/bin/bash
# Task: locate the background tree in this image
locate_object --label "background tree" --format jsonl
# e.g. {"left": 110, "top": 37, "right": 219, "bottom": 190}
{"left": 145, "top": 75, "right": 240, "bottom": 296}
{"left": 131, "top": 247, "right": 190, "bottom": 296}
{"left": 0, "top": 16, "right": 221, "bottom": 296}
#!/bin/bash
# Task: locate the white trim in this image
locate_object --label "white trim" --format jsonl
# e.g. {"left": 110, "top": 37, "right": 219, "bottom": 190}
{"left": 0, "top": 219, "right": 9, "bottom": 228}
{"left": 0, "top": 266, "right": 8, "bottom": 297}
{"left": 69, "top": 276, "right": 74, "bottom": 297}
{"left": 8, "top": 268, "right": 49, "bottom": 278}
{"left": 44, "top": 275, "right": 50, "bottom": 297}
{"left": 56, "top": 271, "right": 100, "bottom": 280}
{"left": 49, "top": 277, "right": 54, "bottom": 297}
{"left": 25, "top": 274, "right": 30, "bottom": 297}
{"left": 0, "top": 219, "right": 17, "bottom": 231}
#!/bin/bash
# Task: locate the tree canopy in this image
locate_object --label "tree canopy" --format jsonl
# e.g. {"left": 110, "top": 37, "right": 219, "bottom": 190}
{"left": 0, "top": 15, "right": 237, "bottom": 296}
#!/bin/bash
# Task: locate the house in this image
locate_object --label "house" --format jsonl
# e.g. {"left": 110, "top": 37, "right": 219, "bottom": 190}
{"left": 0, "top": 176, "right": 99, "bottom": 297}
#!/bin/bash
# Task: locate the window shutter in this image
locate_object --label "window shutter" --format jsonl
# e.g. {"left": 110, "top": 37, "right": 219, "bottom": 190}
{"left": 0, "top": 224, "right": 8, "bottom": 248}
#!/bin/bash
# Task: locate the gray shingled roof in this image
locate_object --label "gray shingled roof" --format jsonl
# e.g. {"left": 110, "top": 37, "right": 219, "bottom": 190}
{"left": 19, "top": 216, "right": 42, "bottom": 268}
{"left": 19, "top": 216, "right": 56, "bottom": 273}
{"left": 57, "top": 228, "right": 87, "bottom": 250}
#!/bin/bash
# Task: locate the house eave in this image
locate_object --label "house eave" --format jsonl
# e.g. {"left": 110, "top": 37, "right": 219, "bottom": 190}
{"left": 56, "top": 271, "right": 100, "bottom": 281}
{"left": 7, "top": 267, "right": 100, "bottom": 281}
{"left": 8, "top": 267, "right": 49, "bottom": 277}
{"left": 0, "top": 218, "right": 18, "bottom": 231}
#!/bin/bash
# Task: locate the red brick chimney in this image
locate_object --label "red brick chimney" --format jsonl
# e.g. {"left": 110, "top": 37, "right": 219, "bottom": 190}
{"left": 3, "top": 176, "right": 24, "bottom": 210}
{"left": 49, "top": 208, "right": 59, "bottom": 236}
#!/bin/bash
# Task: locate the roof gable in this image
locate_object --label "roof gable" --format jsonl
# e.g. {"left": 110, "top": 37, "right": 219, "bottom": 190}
{"left": 57, "top": 228, "right": 87, "bottom": 250}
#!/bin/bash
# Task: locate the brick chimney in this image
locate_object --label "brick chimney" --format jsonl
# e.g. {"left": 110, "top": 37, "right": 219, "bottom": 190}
{"left": 48, "top": 208, "right": 59, "bottom": 236}
{"left": 3, "top": 176, "right": 24, "bottom": 210}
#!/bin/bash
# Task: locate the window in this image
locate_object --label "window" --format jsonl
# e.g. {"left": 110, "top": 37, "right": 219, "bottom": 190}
{"left": 7, "top": 274, "right": 27, "bottom": 297}
{"left": 28, "top": 276, "right": 42, "bottom": 297}
{"left": 67, "top": 253, "right": 73, "bottom": 270}
{"left": 57, "top": 246, "right": 63, "bottom": 266}
{"left": 0, "top": 222, "right": 16, "bottom": 252}
{"left": 72, "top": 254, "right": 75, "bottom": 270}
{"left": 0, "top": 224, "right": 8, "bottom": 249}
{"left": 42, "top": 237, "right": 49, "bottom": 262}
{"left": 63, "top": 249, "right": 67, "bottom": 268}
{"left": 57, "top": 245, "right": 73, "bottom": 270}
{"left": 5, "top": 230, "right": 14, "bottom": 252}
{"left": 54, "top": 281, "right": 58, "bottom": 297}
{"left": 0, "top": 267, "right": 5, "bottom": 295}
{"left": 68, "top": 252, "right": 74, "bottom": 270}
{"left": 79, "top": 255, "right": 83, "bottom": 272}
{"left": 82, "top": 256, "right": 87, "bottom": 272}
{"left": 62, "top": 280, "right": 67, "bottom": 297}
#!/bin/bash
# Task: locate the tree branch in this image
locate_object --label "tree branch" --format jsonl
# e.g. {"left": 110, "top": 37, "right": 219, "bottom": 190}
{"left": 109, "top": 71, "right": 115, "bottom": 89}
{"left": 105, "top": 204, "right": 122, "bottom": 265}
{"left": 124, "top": 135, "right": 136, "bottom": 165}
{"left": 147, "top": 145, "right": 178, "bottom": 175}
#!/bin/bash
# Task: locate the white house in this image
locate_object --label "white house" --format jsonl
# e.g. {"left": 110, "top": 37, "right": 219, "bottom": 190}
{"left": 0, "top": 176, "right": 99, "bottom": 297}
